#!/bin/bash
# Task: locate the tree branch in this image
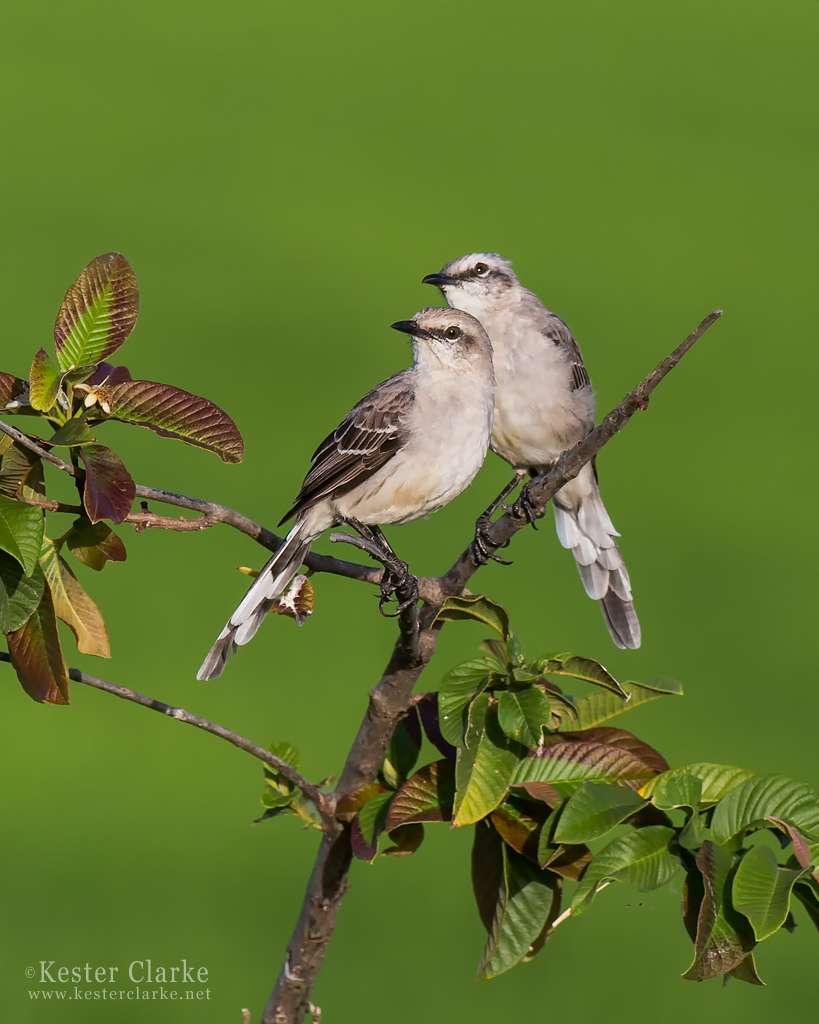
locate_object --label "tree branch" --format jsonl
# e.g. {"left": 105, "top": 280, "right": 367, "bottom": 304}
{"left": 0, "top": 422, "right": 383, "bottom": 587}
{"left": 0, "top": 651, "right": 334, "bottom": 827}
{"left": 261, "top": 309, "right": 722, "bottom": 1024}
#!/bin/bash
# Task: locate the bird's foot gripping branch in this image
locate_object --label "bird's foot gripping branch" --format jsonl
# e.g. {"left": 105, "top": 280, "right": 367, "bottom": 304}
{"left": 261, "top": 594, "right": 819, "bottom": 992}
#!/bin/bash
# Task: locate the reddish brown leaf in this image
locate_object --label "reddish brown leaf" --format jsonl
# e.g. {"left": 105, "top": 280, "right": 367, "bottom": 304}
{"left": 6, "top": 583, "right": 69, "bottom": 704}
{"left": 90, "top": 379, "right": 243, "bottom": 464}
{"left": 766, "top": 817, "right": 814, "bottom": 869}
{"left": 383, "top": 822, "right": 425, "bottom": 856}
{"left": 517, "top": 735, "right": 658, "bottom": 791}
{"left": 558, "top": 727, "right": 670, "bottom": 774}
{"left": 64, "top": 518, "right": 127, "bottom": 571}
{"left": 386, "top": 759, "right": 455, "bottom": 831}
{"left": 512, "top": 781, "right": 564, "bottom": 808}
{"left": 417, "top": 692, "right": 457, "bottom": 760}
{"left": 54, "top": 253, "right": 139, "bottom": 370}
{"left": 491, "top": 797, "right": 550, "bottom": 862}
{"left": 80, "top": 445, "right": 135, "bottom": 524}
{"left": 336, "top": 782, "right": 387, "bottom": 822}
{"left": 542, "top": 844, "right": 593, "bottom": 881}
{"left": 0, "top": 372, "right": 30, "bottom": 409}
{"left": 85, "top": 362, "right": 132, "bottom": 386}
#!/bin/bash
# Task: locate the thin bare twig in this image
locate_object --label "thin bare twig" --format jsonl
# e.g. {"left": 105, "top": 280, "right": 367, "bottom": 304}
{"left": 0, "top": 651, "right": 334, "bottom": 827}
{"left": 0, "top": 420, "right": 74, "bottom": 473}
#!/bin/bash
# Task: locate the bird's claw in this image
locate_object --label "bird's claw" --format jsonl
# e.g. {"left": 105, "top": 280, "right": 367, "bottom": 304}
{"left": 506, "top": 488, "right": 539, "bottom": 529}
{"left": 378, "top": 563, "right": 419, "bottom": 617}
{"left": 473, "top": 514, "right": 513, "bottom": 566}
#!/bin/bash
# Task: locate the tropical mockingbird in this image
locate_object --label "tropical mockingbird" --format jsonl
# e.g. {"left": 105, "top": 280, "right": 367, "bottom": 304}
{"left": 197, "top": 306, "right": 496, "bottom": 679}
{"left": 423, "top": 253, "right": 640, "bottom": 650}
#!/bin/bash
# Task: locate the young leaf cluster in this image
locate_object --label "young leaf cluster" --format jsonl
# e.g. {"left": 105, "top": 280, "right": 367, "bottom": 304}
{"left": 0, "top": 253, "right": 243, "bottom": 702}
{"left": 262, "top": 595, "right": 819, "bottom": 985}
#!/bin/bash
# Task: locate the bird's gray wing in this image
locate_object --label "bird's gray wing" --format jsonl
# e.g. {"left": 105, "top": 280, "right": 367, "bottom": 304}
{"left": 544, "top": 314, "right": 591, "bottom": 391}
{"left": 279, "top": 369, "right": 415, "bottom": 524}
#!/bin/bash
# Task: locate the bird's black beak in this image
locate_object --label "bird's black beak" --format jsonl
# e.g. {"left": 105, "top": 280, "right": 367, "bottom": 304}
{"left": 422, "top": 272, "right": 456, "bottom": 288}
{"left": 391, "top": 320, "right": 433, "bottom": 340}
{"left": 390, "top": 320, "right": 419, "bottom": 336}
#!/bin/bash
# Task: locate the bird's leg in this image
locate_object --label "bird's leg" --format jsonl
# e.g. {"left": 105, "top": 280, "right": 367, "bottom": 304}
{"left": 473, "top": 472, "right": 524, "bottom": 565}
{"left": 505, "top": 467, "right": 548, "bottom": 529}
{"left": 339, "top": 520, "right": 418, "bottom": 616}
{"left": 366, "top": 525, "right": 420, "bottom": 617}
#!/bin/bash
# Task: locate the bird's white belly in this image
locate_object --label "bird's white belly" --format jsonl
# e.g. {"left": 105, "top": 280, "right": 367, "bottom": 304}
{"left": 334, "top": 383, "right": 493, "bottom": 526}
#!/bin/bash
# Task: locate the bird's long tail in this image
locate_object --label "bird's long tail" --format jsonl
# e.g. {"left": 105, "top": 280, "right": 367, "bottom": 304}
{"left": 197, "top": 518, "right": 317, "bottom": 680}
{"left": 552, "top": 463, "right": 641, "bottom": 649}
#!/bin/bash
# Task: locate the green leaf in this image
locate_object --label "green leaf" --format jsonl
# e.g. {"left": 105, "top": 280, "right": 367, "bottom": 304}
{"left": 49, "top": 419, "right": 97, "bottom": 446}
{"left": 39, "top": 538, "right": 110, "bottom": 657}
{"left": 643, "top": 763, "right": 756, "bottom": 805}
{"left": 649, "top": 772, "right": 705, "bottom": 850}
{"left": 89, "top": 379, "right": 244, "bottom": 464}
{"left": 572, "top": 677, "right": 683, "bottom": 729}
{"left": 28, "top": 348, "right": 65, "bottom": 412}
{"left": 434, "top": 594, "right": 509, "bottom": 638}
{"left": 80, "top": 444, "right": 135, "bottom": 524}
{"left": 260, "top": 743, "right": 302, "bottom": 805}
{"left": 712, "top": 775, "right": 819, "bottom": 844}
{"left": 6, "top": 581, "right": 69, "bottom": 704}
{"left": 472, "top": 821, "right": 505, "bottom": 932}
{"left": 554, "top": 781, "right": 647, "bottom": 845}
{"left": 478, "top": 637, "right": 511, "bottom": 673}
{"left": 64, "top": 517, "right": 127, "bottom": 571}
{"left": 351, "top": 790, "right": 393, "bottom": 862}
{"left": 0, "top": 443, "right": 44, "bottom": 501}
{"left": 386, "top": 759, "right": 455, "bottom": 830}
{"left": 572, "top": 825, "right": 679, "bottom": 914}
{"left": 381, "top": 708, "right": 421, "bottom": 789}
{"left": 650, "top": 773, "right": 703, "bottom": 811}
{"left": 0, "top": 552, "right": 44, "bottom": 633}
{"left": 479, "top": 843, "right": 562, "bottom": 979}
{"left": 0, "top": 495, "right": 44, "bottom": 575}
{"left": 538, "top": 654, "right": 628, "bottom": 700}
{"left": 437, "top": 658, "right": 494, "bottom": 747}
{"left": 683, "top": 840, "right": 758, "bottom": 982}
{"left": 513, "top": 735, "right": 658, "bottom": 791}
{"left": 497, "top": 686, "right": 554, "bottom": 747}
{"left": 453, "top": 698, "right": 520, "bottom": 827}
{"left": 336, "top": 781, "right": 388, "bottom": 821}
{"left": 793, "top": 882, "right": 819, "bottom": 934}
{"left": 54, "top": 253, "right": 139, "bottom": 371}
{"left": 732, "top": 843, "right": 804, "bottom": 941}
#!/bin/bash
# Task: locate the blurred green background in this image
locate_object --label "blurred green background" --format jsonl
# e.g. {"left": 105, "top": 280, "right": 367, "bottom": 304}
{"left": 1, "top": 0, "right": 817, "bottom": 1019}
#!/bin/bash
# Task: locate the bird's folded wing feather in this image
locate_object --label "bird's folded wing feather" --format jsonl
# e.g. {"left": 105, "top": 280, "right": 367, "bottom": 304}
{"left": 545, "top": 314, "right": 591, "bottom": 391}
{"left": 279, "top": 369, "right": 415, "bottom": 524}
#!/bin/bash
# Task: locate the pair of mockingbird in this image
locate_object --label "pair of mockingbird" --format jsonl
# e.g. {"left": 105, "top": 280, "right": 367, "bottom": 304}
{"left": 197, "top": 254, "right": 639, "bottom": 680}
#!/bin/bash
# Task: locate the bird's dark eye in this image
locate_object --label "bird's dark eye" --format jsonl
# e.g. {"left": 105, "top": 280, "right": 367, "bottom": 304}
{"left": 444, "top": 326, "right": 462, "bottom": 340}
{"left": 474, "top": 263, "right": 489, "bottom": 276}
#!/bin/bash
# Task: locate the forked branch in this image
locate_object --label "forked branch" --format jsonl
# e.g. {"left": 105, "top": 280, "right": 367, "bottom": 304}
{"left": 261, "top": 310, "right": 722, "bottom": 1023}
